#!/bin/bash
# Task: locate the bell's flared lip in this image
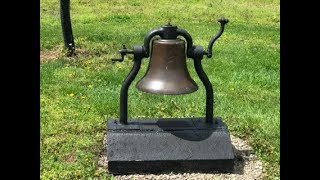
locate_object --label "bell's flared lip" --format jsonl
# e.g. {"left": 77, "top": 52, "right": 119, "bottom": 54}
{"left": 136, "top": 80, "right": 198, "bottom": 95}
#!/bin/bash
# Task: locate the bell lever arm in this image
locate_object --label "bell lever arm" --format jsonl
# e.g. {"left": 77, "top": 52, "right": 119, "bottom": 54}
{"left": 111, "top": 44, "right": 134, "bottom": 62}
{"left": 205, "top": 17, "right": 229, "bottom": 58}
{"left": 191, "top": 17, "right": 228, "bottom": 124}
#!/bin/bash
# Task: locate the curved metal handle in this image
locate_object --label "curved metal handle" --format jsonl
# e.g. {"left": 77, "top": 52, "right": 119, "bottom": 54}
{"left": 143, "top": 28, "right": 164, "bottom": 58}
{"left": 206, "top": 17, "right": 229, "bottom": 58}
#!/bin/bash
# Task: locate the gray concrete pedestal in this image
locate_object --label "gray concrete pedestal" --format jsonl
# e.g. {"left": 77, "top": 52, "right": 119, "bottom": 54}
{"left": 107, "top": 117, "right": 235, "bottom": 174}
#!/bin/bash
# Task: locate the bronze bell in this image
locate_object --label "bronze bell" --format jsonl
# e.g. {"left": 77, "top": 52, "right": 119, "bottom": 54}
{"left": 136, "top": 38, "right": 198, "bottom": 95}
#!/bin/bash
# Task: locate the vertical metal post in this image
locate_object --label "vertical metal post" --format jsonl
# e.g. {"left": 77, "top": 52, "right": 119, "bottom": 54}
{"left": 119, "top": 57, "right": 142, "bottom": 124}
{"left": 60, "top": 0, "right": 76, "bottom": 56}
{"left": 194, "top": 57, "right": 214, "bottom": 123}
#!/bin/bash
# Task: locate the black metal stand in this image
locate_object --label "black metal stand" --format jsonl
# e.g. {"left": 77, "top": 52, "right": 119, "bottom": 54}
{"left": 118, "top": 55, "right": 214, "bottom": 124}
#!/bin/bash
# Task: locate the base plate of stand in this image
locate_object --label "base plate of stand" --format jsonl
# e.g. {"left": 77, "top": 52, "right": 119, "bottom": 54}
{"left": 107, "top": 117, "right": 235, "bottom": 175}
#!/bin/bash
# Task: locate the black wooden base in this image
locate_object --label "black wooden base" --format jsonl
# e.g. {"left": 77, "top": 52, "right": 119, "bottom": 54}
{"left": 107, "top": 117, "right": 235, "bottom": 175}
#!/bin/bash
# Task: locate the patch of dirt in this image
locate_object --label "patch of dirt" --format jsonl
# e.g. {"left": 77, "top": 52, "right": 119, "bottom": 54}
{"left": 40, "top": 47, "right": 101, "bottom": 62}
{"left": 98, "top": 134, "right": 264, "bottom": 180}
{"left": 63, "top": 153, "right": 76, "bottom": 163}
{"left": 40, "top": 47, "right": 63, "bottom": 62}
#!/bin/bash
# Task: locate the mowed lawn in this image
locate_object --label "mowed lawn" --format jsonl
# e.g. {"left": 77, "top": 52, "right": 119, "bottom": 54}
{"left": 40, "top": 0, "right": 279, "bottom": 179}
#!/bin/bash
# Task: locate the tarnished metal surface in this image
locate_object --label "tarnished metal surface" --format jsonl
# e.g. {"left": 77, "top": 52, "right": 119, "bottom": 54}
{"left": 137, "top": 39, "right": 198, "bottom": 95}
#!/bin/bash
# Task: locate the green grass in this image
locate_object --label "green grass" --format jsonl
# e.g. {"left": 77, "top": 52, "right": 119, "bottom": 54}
{"left": 40, "top": 0, "right": 279, "bottom": 179}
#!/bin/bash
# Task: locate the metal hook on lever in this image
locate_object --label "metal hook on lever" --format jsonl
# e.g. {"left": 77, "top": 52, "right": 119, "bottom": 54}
{"left": 111, "top": 44, "right": 134, "bottom": 62}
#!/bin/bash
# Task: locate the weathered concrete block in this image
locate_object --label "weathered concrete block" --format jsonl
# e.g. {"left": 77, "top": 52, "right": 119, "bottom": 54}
{"left": 107, "top": 117, "right": 234, "bottom": 174}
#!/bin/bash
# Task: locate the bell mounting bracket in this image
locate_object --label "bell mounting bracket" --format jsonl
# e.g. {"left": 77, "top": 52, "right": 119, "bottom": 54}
{"left": 112, "top": 17, "right": 229, "bottom": 124}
